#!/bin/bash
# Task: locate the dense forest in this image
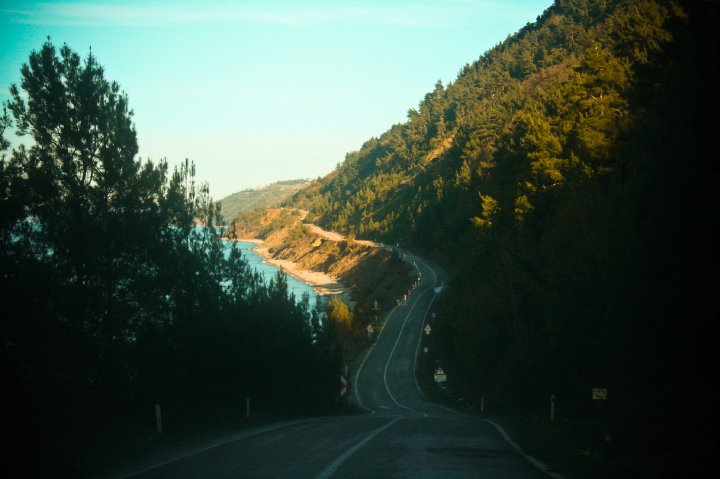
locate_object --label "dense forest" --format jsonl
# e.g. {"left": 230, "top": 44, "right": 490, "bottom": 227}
{"left": 290, "top": 0, "right": 717, "bottom": 473}
{"left": 0, "top": 43, "right": 343, "bottom": 476}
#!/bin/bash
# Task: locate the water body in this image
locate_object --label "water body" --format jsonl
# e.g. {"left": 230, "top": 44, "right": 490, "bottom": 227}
{"left": 231, "top": 240, "right": 320, "bottom": 307}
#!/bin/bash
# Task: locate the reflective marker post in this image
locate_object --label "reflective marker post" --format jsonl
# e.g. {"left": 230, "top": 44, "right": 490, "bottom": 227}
{"left": 155, "top": 404, "right": 163, "bottom": 434}
{"left": 592, "top": 388, "right": 608, "bottom": 433}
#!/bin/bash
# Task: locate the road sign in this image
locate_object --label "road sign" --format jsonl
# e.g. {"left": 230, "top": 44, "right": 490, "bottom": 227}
{"left": 373, "top": 299, "right": 379, "bottom": 310}
{"left": 434, "top": 368, "right": 447, "bottom": 382}
{"left": 424, "top": 324, "right": 432, "bottom": 335}
{"left": 367, "top": 324, "right": 374, "bottom": 337}
{"left": 423, "top": 347, "right": 429, "bottom": 354}
{"left": 592, "top": 388, "right": 607, "bottom": 400}
{"left": 340, "top": 375, "right": 348, "bottom": 396}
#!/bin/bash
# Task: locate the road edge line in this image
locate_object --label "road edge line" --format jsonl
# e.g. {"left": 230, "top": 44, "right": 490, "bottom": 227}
{"left": 483, "top": 419, "right": 567, "bottom": 479}
{"left": 116, "top": 418, "right": 318, "bottom": 478}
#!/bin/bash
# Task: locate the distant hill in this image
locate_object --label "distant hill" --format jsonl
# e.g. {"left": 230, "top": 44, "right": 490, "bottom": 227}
{"left": 218, "top": 179, "right": 310, "bottom": 224}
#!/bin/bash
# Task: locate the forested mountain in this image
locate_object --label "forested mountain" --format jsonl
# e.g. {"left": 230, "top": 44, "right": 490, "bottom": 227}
{"left": 0, "top": 43, "right": 341, "bottom": 476}
{"left": 218, "top": 179, "right": 310, "bottom": 224}
{"left": 290, "top": 0, "right": 717, "bottom": 472}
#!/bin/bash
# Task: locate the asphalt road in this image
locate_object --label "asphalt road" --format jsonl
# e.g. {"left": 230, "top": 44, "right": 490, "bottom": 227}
{"left": 121, "top": 252, "right": 552, "bottom": 479}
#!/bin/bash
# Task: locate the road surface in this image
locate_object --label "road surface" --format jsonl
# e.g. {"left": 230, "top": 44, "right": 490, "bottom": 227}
{"left": 115, "top": 252, "right": 553, "bottom": 479}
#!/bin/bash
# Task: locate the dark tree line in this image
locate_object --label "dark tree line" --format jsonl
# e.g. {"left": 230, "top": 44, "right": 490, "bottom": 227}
{"left": 291, "top": 0, "right": 717, "bottom": 474}
{"left": 1, "top": 42, "right": 342, "bottom": 476}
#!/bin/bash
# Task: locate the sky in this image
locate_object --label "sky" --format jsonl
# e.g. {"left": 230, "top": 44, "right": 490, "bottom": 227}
{"left": 1, "top": 0, "right": 553, "bottom": 200}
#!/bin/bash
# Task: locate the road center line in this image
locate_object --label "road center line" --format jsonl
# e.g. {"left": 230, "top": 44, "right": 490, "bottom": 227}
{"left": 353, "top": 301, "right": 402, "bottom": 413}
{"left": 314, "top": 417, "right": 402, "bottom": 479}
{"left": 413, "top": 283, "right": 438, "bottom": 401}
{"left": 383, "top": 286, "right": 431, "bottom": 415}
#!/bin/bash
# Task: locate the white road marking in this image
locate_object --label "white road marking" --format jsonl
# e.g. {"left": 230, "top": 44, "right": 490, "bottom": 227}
{"left": 412, "top": 266, "right": 438, "bottom": 402}
{"left": 353, "top": 302, "right": 402, "bottom": 413}
{"left": 314, "top": 417, "right": 402, "bottom": 479}
{"left": 383, "top": 286, "right": 432, "bottom": 416}
{"left": 484, "top": 419, "right": 567, "bottom": 479}
{"left": 119, "top": 418, "right": 319, "bottom": 478}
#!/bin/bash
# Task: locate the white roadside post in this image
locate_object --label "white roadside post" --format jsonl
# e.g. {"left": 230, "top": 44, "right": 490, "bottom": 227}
{"left": 155, "top": 404, "right": 163, "bottom": 434}
{"left": 592, "top": 387, "right": 608, "bottom": 427}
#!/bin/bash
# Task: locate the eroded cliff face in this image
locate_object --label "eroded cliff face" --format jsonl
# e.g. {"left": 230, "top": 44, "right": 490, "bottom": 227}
{"left": 259, "top": 220, "right": 417, "bottom": 316}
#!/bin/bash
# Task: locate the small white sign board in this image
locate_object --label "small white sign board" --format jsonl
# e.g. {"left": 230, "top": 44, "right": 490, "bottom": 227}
{"left": 424, "top": 324, "right": 432, "bottom": 335}
{"left": 434, "top": 368, "right": 447, "bottom": 382}
{"left": 592, "top": 388, "right": 608, "bottom": 400}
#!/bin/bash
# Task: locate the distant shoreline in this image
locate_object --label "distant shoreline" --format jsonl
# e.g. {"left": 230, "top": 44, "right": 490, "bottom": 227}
{"left": 234, "top": 237, "right": 263, "bottom": 245}
{"left": 235, "top": 238, "right": 353, "bottom": 306}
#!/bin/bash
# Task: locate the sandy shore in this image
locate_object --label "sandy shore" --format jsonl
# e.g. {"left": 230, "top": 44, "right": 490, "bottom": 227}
{"left": 234, "top": 237, "right": 263, "bottom": 244}
{"left": 251, "top": 243, "right": 354, "bottom": 306}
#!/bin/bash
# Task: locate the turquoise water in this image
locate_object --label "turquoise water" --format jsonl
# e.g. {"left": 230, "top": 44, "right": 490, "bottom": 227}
{"left": 231, "top": 240, "right": 320, "bottom": 307}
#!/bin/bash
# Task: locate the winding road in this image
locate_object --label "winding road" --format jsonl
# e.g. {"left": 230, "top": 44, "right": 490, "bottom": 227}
{"left": 116, "top": 251, "right": 554, "bottom": 479}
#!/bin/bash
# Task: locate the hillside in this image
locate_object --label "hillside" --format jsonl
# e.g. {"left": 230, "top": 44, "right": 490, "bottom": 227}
{"left": 218, "top": 179, "right": 310, "bottom": 224}
{"left": 288, "top": 0, "right": 717, "bottom": 475}
{"left": 259, "top": 222, "right": 415, "bottom": 314}
{"left": 228, "top": 208, "right": 416, "bottom": 317}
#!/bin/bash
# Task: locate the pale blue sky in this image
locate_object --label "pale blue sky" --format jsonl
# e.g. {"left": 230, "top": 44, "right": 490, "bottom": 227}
{"left": 1, "top": 0, "right": 552, "bottom": 199}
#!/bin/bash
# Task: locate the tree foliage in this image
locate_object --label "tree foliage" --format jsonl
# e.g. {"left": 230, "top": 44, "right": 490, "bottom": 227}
{"left": 1, "top": 41, "right": 341, "bottom": 476}
{"left": 289, "top": 0, "right": 717, "bottom": 472}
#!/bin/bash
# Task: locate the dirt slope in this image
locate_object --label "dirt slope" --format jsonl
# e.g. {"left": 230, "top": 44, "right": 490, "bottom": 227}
{"left": 260, "top": 221, "right": 416, "bottom": 316}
